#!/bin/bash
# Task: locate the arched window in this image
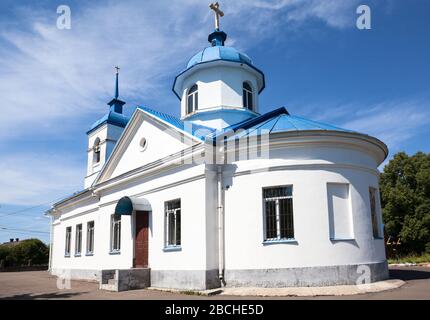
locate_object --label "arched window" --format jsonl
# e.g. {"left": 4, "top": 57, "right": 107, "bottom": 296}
{"left": 93, "top": 138, "right": 101, "bottom": 164}
{"left": 243, "top": 82, "right": 253, "bottom": 110}
{"left": 187, "top": 84, "right": 198, "bottom": 114}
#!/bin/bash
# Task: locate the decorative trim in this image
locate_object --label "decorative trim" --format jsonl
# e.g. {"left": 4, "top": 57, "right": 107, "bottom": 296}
{"left": 172, "top": 59, "right": 265, "bottom": 100}
{"left": 95, "top": 109, "right": 203, "bottom": 185}
{"left": 59, "top": 207, "right": 99, "bottom": 222}
{"left": 236, "top": 163, "right": 380, "bottom": 178}
{"left": 98, "top": 173, "right": 205, "bottom": 209}
{"left": 181, "top": 106, "right": 260, "bottom": 121}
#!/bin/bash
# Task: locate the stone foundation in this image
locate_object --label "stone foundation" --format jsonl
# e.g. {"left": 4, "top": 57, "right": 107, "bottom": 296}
{"left": 50, "top": 261, "right": 388, "bottom": 290}
{"left": 224, "top": 261, "right": 389, "bottom": 287}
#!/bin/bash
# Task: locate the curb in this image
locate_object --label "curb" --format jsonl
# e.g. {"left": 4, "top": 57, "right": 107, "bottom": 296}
{"left": 149, "top": 279, "right": 405, "bottom": 297}
{"left": 216, "top": 279, "right": 405, "bottom": 297}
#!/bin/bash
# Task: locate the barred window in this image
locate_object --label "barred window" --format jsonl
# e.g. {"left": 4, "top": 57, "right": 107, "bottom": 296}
{"left": 86, "top": 221, "right": 95, "bottom": 254}
{"left": 75, "top": 224, "right": 82, "bottom": 256}
{"left": 165, "top": 199, "right": 181, "bottom": 247}
{"left": 65, "top": 227, "right": 71, "bottom": 256}
{"left": 263, "top": 186, "right": 294, "bottom": 240}
{"left": 111, "top": 215, "right": 121, "bottom": 252}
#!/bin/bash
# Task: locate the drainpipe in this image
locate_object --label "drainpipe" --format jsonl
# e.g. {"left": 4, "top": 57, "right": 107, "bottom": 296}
{"left": 217, "top": 165, "right": 225, "bottom": 285}
{"left": 46, "top": 212, "right": 54, "bottom": 273}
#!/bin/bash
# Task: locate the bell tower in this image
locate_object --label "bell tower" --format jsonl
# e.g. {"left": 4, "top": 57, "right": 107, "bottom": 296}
{"left": 84, "top": 67, "right": 129, "bottom": 188}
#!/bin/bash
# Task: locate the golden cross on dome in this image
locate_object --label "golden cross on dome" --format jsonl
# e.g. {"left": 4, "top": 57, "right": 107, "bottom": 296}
{"left": 209, "top": 2, "right": 224, "bottom": 30}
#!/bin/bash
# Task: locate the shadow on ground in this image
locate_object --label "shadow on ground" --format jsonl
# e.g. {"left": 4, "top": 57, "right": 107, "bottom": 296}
{"left": 389, "top": 268, "right": 430, "bottom": 281}
{"left": 0, "top": 291, "right": 88, "bottom": 300}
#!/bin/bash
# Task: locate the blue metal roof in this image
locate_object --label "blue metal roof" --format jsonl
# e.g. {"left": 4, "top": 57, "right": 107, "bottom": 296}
{"left": 137, "top": 106, "right": 216, "bottom": 140}
{"left": 87, "top": 110, "right": 130, "bottom": 135}
{"left": 87, "top": 70, "right": 130, "bottom": 135}
{"left": 137, "top": 106, "right": 353, "bottom": 142}
{"left": 187, "top": 46, "right": 253, "bottom": 69}
{"left": 213, "top": 107, "right": 354, "bottom": 141}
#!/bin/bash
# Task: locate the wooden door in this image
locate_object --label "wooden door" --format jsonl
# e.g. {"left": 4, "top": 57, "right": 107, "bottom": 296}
{"left": 134, "top": 211, "right": 149, "bottom": 268}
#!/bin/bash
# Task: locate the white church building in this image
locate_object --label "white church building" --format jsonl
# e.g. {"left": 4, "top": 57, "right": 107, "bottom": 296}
{"left": 47, "top": 6, "right": 389, "bottom": 291}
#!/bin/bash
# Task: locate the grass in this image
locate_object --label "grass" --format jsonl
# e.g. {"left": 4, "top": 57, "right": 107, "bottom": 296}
{"left": 388, "top": 253, "right": 430, "bottom": 264}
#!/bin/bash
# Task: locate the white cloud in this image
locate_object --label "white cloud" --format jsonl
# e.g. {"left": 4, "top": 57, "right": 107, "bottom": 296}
{"left": 0, "top": 0, "right": 370, "bottom": 206}
{"left": 0, "top": 0, "right": 362, "bottom": 138}
{"left": 341, "top": 99, "right": 430, "bottom": 150}
{"left": 0, "top": 152, "right": 84, "bottom": 205}
{"left": 301, "top": 97, "right": 430, "bottom": 153}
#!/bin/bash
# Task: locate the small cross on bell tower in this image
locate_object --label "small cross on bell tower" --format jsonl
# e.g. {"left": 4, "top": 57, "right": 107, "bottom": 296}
{"left": 108, "top": 66, "right": 125, "bottom": 114}
{"left": 114, "top": 66, "right": 120, "bottom": 99}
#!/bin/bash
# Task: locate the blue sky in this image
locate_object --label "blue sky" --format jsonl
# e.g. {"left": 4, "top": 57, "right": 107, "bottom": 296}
{"left": 0, "top": 0, "right": 429, "bottom": 243}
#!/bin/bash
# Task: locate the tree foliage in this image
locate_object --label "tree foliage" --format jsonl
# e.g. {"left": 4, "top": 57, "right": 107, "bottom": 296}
{"left": 380, "top": 152, "right": 430, "bottom": 254}
{"left": 0, "top": 239, "right": 49, "bottom": 267}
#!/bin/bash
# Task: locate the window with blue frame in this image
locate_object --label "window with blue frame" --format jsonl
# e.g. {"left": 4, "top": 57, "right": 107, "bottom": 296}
{"left": 165, "top": 199, "right": 181, "bottom": 247}
{"left": 65, "top": 226, "right": 71, "bottom": 256}
{"left": 187, "top": 84, "right": 198, "bottom": 114}
{"left": 110, "top": 215, "right": 121, "bottom": 252}
{"left": 263, "top": 186, "right": 294, "bottom": 241}
{"left": 75, "top": 224, "right": 82, "bottom": 256}
{"left": 243, "top": 82, "right": 253, "bottom": 111}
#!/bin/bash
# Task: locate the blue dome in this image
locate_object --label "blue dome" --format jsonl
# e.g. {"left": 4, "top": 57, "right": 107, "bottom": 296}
{"left": 172, "top": 30, "right": 265, "bottom": 99}
{"left": 187, "top": 46, "right": 253, "bottom": 69}
{"left": 87, "top": 110, "right": 129, "bottom": 134}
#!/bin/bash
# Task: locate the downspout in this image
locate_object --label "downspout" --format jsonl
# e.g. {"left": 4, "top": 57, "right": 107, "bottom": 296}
{"left": 46, "top": 212, "right": 53, "bottom": 273}
{"left": 217, "top": 165, "right": 225, "bottom": 285}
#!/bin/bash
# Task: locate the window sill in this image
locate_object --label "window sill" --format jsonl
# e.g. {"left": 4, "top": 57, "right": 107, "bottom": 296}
{"left": 330, "top": 238, "right": 356, "bottom": 242}
{"left": 263, "top": 239, "right": 297, "bottom": 245}
{"left": 163, "top": 246, "right": 182, "bottom": 252}
{"left": 109, "top": 250, "right": 121, "bottom": 255}
{"left": 74, "top": 253, "right": 81, "bottom": 257}
{"left": 85, "top": 252, "right": 94, "bottom": 256}
{"left": 64, "top": 254, "right": 71, "bottom": 258}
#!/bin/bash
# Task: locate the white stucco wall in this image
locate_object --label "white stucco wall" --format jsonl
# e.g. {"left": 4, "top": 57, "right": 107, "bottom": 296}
{"left": 223, "top": 143, "right": 386, "bottom": 271}
{"left": 52, "top": 163, "right": 213, "bottom": 275}
{"left": 51, "top": 121, "right": 387, "bottom": 287}
{"left": 110, "top": 117, "right": 190, "bottom": 179}
{"left": 180, "top": 65, "right": 260, "bottom": 118}
{"left": 51, "top": 197, "right": 134, "bottom": 272}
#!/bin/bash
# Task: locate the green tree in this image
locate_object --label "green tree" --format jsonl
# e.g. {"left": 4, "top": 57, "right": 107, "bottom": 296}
{"left": 0, "top": 239, "right": 48, "bottom": 267}
{"left": 380, "top": 152, "right": 430, "bottom": 254}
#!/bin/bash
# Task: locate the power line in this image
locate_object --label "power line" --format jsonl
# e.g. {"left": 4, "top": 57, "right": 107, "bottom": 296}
{"left": 0, "top": 226, "right": 49, "bottom": 235}
{"left": 0, "top": 230, "right": 46, "bottom": 237}
{"left": 0, "top": 195, "right": 67, "bottom": 218}
{"left": 0, "top": 203, "right": 50, "bottom": 217}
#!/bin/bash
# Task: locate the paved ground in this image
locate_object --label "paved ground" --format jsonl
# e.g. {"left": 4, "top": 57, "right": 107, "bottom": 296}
{"left": 0, "top": 266, "right": 429, "bottom": 300}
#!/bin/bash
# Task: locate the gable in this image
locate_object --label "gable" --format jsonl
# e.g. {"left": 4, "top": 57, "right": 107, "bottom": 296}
{"left": 95, "top": 109, "right": 201, "bottom": 184}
